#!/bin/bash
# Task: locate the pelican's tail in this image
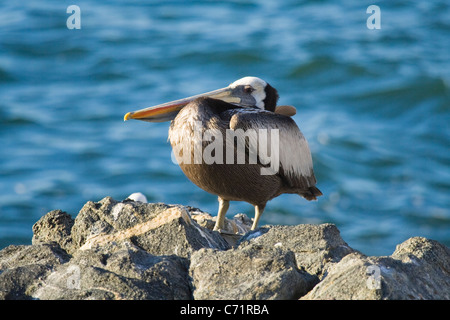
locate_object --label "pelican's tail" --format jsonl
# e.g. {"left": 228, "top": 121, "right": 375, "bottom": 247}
{"left": 300, "top": 186, "right": 323, "bottom": 201}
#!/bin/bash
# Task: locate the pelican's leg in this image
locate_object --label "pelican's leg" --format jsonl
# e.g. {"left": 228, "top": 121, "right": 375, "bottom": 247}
{"left": 251, "top": 204, "right": 265, "bottom": 230}
{"left": 213, "top": 197, "right": 229, "bottom": 231}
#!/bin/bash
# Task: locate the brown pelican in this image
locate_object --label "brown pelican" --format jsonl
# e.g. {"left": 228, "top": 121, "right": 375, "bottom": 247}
{"left": 124, "top": 77, "right": 322, "bottom": 231}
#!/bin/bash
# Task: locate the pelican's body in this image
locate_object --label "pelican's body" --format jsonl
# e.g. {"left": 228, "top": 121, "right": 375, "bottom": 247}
{"left": 124, "top": 77, "right": 322, "bottom": 231}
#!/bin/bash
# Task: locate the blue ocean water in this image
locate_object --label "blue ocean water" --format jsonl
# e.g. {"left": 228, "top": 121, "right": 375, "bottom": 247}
{"left": 0, "top": 1, "right": 449, "bottom": 256}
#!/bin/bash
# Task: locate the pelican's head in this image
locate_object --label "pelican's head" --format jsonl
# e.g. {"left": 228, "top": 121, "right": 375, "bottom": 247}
{"left": 124, "top": 76, "right": 279, "bottom": 122}
{"left": 226, "top": 77, "right": 279, "bottom": 111}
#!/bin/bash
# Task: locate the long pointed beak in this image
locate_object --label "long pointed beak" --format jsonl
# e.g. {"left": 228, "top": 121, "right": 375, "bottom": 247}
{"left": 124, "top": 86, "right": 239, "bottom": 122}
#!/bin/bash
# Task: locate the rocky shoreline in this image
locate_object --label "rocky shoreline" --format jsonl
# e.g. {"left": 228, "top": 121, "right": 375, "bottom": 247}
{"left": 1, "top": 196, "right": 449, "bottom": 300}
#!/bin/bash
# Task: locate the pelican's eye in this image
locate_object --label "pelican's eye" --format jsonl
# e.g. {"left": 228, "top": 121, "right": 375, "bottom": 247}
{"left": 243, "top": 85, "right": 254, "bottom": 94}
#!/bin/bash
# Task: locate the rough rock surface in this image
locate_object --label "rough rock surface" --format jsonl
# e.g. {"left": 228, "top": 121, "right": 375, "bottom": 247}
{"left": 190, "top": 244, "right": 316, "bottom": 300}
{"left": 1, "top": 197, "right": 449, "bottom": 300}
{"left": 301, "top": 237, "right": 450, "bottom": 300}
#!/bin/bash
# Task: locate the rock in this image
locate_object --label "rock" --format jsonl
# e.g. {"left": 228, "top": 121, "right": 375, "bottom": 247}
{"left": 187, "top": 224, "right": 352, "bottom": 300}
{"left": 0, "top": 243, "right": 70, "bottom": 299}
{"left": 188, "top": 223, "right": 354, "bottom": 300}
{"left": 32, "top": 210, "right": 74, "bottom": 252}
{"left": 302, "top": 237, "right": 450, "bottom": 300}
{"left": 31, "top": 241, "right": 191, "bottom": 300}
{"left": 190, "top": 244, "right": 316, "bottom": 300}
{"left": 0, "top": 196, "right": 449, "bottom": 300}
{"left": 67, "top": 197, "right": 230, "bottom": 257}
{"left": 237, "top": 224, "right": 355, "bottom": 279}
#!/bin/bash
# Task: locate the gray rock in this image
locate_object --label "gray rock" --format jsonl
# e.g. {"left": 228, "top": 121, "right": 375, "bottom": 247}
{"left": 302, "top": 237, "right": 450, "bottom": 300}
{"left": 0, "top": 197, "right": 449, "bottom": 300}
{"left": 187, "top": 224, "right": 353, "bottom": 300}
{"left": 238, "top": 224, "right": 355, "bottom": 279}
{"left": 190, "top": 244, "right": 317, "bottom": 300}
{"left": 70, "top": 197, "right": 230, "bottom": 257}
{"left": 31, "top": 241, "right": 191, "bottom": 300}
{"left": 0, "top": 243, "right": 70, "bottom": 299}
{"left": 32, "top": 209, "right": 74, "bottom": 252}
